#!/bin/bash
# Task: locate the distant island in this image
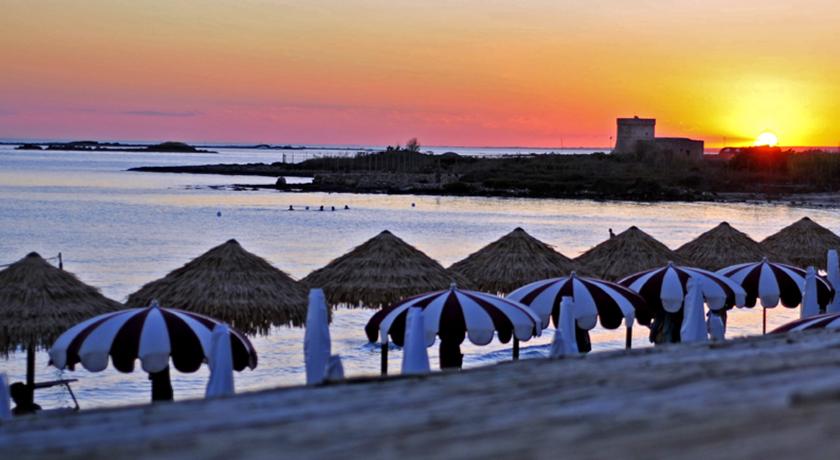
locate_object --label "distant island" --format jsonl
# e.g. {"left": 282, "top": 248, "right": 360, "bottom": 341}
{"left": 129, "top": 144, "right": 840, "bottom": 204}
{"left": 14, "top": 140, "right": 216, "bottom": 153}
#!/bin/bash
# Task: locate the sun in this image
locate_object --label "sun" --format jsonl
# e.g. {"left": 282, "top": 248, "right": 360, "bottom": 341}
{"left": 755, "top": 132, "right": 779, "bottom": 147}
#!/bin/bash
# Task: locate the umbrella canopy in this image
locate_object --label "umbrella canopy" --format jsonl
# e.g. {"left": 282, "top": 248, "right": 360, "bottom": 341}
{"left": 126, "top": 239, "right": 307, "bottom": 335}
{"left": 302, "top": 230, "right": 470, "bottom": 309}
{"left": 50, "top": 302, "right": 257, "bottom": 401}
{"left": 716, "top": 259, "right": 833, "bottom": 310}
{"left": 0, "top": 252, "right": 123, "bottom": 357}
{"left": 365, "top": 284, "right": 540, "bottom": 347}
{"left": 675, "top": 222, "right": 787, "bottom": 271}
{"left": 49, "top": 302, "right": 257, "bottom": 373}
{"left": 761, "top": 217, "right": 840, "bottom": 269}
{"left": 575, "top": 226, "right": 688, "bottom": 281}
{"left": 447, "top": 227, "right": 577, "bottom": 294}
{"left": 508, "top": 272, "right": 650, "bottom": 329}
{"left": 772, "top": 312, "right": 840, "bottom": 334}
{"left": 619, "top": 263, "right": 746, "bottom": 313}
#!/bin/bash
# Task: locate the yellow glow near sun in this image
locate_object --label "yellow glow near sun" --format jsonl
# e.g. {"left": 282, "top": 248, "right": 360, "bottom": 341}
{"left": 755, "top": 132, "right": 779, "bottom": 147}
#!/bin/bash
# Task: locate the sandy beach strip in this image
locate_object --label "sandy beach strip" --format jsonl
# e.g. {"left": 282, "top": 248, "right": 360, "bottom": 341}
{"left": 3, "top": 330, "right": 840, "bottom": 459}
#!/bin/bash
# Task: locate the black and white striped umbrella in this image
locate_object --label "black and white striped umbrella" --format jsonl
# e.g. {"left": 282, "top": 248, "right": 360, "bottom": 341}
{"left": 365, "top": 284, "right": 541, "bottom": 372}
{"left": 508, "top": 272, "right": 650, "bottom": 330}
{"left": 49, "top": 302, "right": 258, "bottom": 375}
{"left": 716, "top": 259, "right": 833, "bottom": 310}
{"left": 771, "top": 312, "right": 840, "bottom": 334}
{"left": 619, "top": 263, "right": 746, "bottom": 313}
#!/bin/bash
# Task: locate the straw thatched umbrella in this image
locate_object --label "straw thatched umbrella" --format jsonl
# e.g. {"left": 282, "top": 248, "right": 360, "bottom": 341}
{"left": 0, "top": 252, "right": 122, "bottom": 400}
{"left": 761, "top": 217, "right": 840, "bottom": 270}
{"left": 675, "top": 222, "right": 787, "bottom": 271}
{"left": 447, "top": 227, "right": 577, "bottom": 295}
{"left": 126, "top": 239, "right": 307, "bottom": 335}
{"left": 575, "top": 226, "right": 687, "bottom": 281}
{"left": 301, "top": 230, "right": 470, "bottom": 309}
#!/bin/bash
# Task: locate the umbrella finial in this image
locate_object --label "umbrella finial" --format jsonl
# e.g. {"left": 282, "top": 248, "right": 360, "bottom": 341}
{"left": 762, "top": 256, "right": 769, "bottom": 263}
{"left": 150, "top": 299, "right": 160, "bottom": 309}
{"left": 570, "top": 270, "right": 577, "bottom": 278}
{"left": 449, "top": 282, "right": 458, "bottom": 291}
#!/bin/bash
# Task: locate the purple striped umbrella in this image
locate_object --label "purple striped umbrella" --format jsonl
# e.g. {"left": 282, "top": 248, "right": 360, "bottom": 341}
{"left": 365, "top": 284, "right": 541, "bottom": 373}
{"left": 508, "top": 272, "right": 650, "bottom": 349}
{"left": 619, "top": 263, "right": 746, "bottom": 313}
{"left": 717, "top": 258, "right": 834, "bottom": 333}
{"left": 49, "top": 301, "right": 257, "bottom": 402}
{"left": 771, "top": 312, "right": 840, "bottom": 334}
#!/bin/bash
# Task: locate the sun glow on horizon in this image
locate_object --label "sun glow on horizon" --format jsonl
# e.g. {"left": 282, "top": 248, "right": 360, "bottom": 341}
{"left": 755, "top": 132, "right": 779, "bottom": 147}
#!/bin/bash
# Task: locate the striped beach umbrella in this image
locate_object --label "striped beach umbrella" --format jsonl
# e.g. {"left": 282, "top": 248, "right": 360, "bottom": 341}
{"left": 771, "top": 312, "right": 840, "bottom": 334}
{"left": 717, "top": 258, "right": 833, "bottom": 333}
{"left": 508, "top": 272, "right": 649, "bottom": 349}
{"left": 365, "top": 284, "right": 541, "bottom": 373}
{"left": 619, "top": 263, "right": 746, "bottom": 313}
{"left": 49, "top": 301, "right": 257, "bottom": 402}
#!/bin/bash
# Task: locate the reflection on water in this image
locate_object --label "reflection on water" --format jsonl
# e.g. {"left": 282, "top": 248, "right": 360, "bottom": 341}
{"left": 0, "top": 146, "right": 835, "bottom": 409}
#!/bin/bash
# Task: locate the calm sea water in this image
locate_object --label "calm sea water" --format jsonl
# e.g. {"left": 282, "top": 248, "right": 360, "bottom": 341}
{"left": 1, "top": 144, "right": 837, "bottom": 410}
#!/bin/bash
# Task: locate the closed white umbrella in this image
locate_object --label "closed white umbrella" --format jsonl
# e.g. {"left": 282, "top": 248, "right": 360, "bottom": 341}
{"left": 205, "top": 325, "right": 235, "bottom": 398}
{"left": 549, "top": 297, "right": 578, "bottom": 358}
{"left": 707, "top": 313, "right": 726, "bottom": 341}
{"left": 827, "top": 250, "right": 840, "bottom": 313}
{"left": 801, "top": 267, "right": 820, "bottom": 319}
{"left": 680, "top": 278, "right": 708, "bottom": 343}
{"left": 0, "top": 373, "right": 11, "bottom": 421}
{"left": 304, "top": 289, "right": 331, "bottom": 385}
{"left": 401, "top": 307, "right": 430, "bottom": 375}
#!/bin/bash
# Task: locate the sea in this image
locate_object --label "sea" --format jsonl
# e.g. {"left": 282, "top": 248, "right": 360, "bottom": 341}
{"left": 1, "top": 143, "right": 837, "bottom": 410}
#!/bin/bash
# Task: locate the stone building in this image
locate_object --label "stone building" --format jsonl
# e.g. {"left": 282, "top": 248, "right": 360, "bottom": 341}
{"left": 613, "top": 117, "right": 655, "bottom": 154}
{"left": 612, "top": 117, "right": 704, "bottom": 161}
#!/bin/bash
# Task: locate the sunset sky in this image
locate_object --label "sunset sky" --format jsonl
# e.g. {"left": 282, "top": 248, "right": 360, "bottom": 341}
{"left": 2, "top": 1, "right": 839, "bottom": 147}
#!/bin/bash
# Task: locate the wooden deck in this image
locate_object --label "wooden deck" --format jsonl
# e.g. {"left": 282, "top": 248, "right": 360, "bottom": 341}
{"left": 4, "top": 330, "right": 840, "bottom": 459}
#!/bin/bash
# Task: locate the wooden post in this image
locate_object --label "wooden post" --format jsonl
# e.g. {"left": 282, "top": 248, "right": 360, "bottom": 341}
{"left": 625, "top": 326, "right": 633, "bottom": 350}
{"left": 763, "top": 308, "right": 767, "bottom": 335}
{"left": 512, "top": 338, "right": 520, "bottom": 360}
{"left": 380, "top": 342, "right": 388, "bottom": 376}
{"left": 26, "top": 344, "right": 36, "bottom": 404}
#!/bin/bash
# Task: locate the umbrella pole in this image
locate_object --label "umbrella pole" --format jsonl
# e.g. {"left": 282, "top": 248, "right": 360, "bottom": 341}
{"left": 149, "top": 367, "right": 174, "bottom": 402}
{"left": 26, "top": 344, "right": 35, "bottom": 404}
{"left": 380, "top": 342, "right": 388, "bottom": 376}
{"left": 625, "top": 326, "right": 633, "bottom": 350}
{"left": 763, "top": 307, "right": 767, "bottom": 335}
{"left": 512, "top": 338, "right": 520, "bottom": 360}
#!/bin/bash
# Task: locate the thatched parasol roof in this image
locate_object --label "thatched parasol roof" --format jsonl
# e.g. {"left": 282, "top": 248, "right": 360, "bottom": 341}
{"left": 126, "top": 239, "right": 307, "bottom": 335}
{"left": 675, "top": 222, "right": 788, "bottom": 271}
{"left": 301, "top": 230, "right": 471, "bottom": 308}
{"left": 575, "top": 226, "right": 687, "bottom": 281}
{"left": 0, "top": 252, "right": 123, "bottom": 356}
{"left": 760, "top": 217, "right": 840, "bottom": 269}
{"left": 447, "top": 227, "right": 577, "bottom": 294}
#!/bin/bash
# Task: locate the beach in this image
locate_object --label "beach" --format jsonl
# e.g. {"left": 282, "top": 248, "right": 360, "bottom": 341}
{"left": 3, "top": 329, "right": 840, "bottom": 459}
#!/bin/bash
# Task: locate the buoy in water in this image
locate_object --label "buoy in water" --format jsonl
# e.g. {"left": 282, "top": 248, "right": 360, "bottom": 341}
{"left": 216, "top": 211, "right": 222, "bottom": 217}
{"left": 344, "top": 205, "right": 350, "bottom": 210}
{"left": 289, "top": 205, "right": 294, "bottom": 211}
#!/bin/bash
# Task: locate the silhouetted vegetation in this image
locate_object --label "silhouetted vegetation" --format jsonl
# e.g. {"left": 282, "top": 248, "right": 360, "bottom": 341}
{"left": 132, "top": 148, "right": 840, "bottom": 201}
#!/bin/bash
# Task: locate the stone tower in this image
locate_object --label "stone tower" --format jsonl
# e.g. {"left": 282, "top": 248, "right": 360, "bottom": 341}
{"left": 614, "top": 117, "right": 655, "bottom": 154}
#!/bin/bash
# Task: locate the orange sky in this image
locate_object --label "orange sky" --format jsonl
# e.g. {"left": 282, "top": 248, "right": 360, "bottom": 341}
{"left": 2, "top": 1, "right": 839, "bottom": 147}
